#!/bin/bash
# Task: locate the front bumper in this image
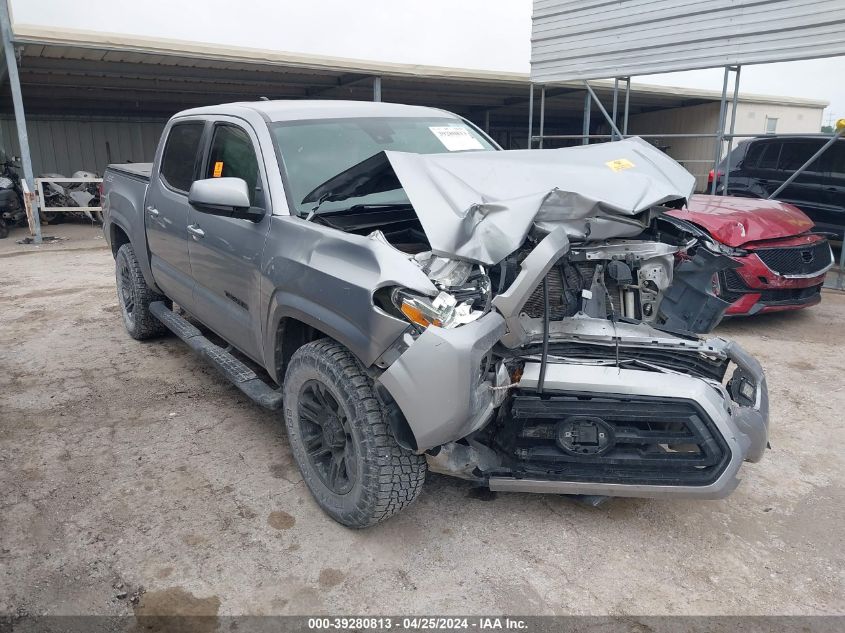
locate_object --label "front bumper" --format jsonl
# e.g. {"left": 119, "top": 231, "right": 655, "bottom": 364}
{"left": 488, "top": 338, "right": 768, "bottom": 499}
{"left": 379, "top": 311, "right": 768, "bottom": 498}
{"left": 721, "top": 240, "right": 831, "bottom": 316}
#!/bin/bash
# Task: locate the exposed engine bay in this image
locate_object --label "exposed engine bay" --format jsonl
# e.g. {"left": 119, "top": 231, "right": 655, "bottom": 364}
{"left": 323, "top": 204, "right": 721, "bottom": 332}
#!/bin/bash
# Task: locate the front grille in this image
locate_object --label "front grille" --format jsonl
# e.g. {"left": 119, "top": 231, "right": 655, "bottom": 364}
{"left": 502, "top": 391, "right": 731, "bottom": 486}
{"left": 755, "top": 241, "right": 832, "bottom": 276}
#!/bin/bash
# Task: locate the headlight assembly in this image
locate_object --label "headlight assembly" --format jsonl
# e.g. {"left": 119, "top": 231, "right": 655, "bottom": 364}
{"left": 392, "top": 289, "right": 482, "bottom": 330}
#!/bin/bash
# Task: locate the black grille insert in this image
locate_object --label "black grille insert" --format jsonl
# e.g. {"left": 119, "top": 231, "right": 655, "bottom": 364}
{"left": 502, "top": 391, "right": 731, "bottom": 486}
{"left": 755, "top": 242, "right": 831, "bottom": 276}
{"left": 720, "top": 269, "right": 822, "bottom": 306}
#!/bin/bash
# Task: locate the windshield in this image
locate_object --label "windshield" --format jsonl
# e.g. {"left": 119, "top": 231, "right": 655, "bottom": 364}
{"left": 270, "top": 117, "right": 496, "bottom": 216}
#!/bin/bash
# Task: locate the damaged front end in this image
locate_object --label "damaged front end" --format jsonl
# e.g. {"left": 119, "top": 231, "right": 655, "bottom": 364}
{"left": 330, "top": 138, "right": 768, "bottom": 500}
{"left": 376, "top": 224, "right": 768, "bottom": 499}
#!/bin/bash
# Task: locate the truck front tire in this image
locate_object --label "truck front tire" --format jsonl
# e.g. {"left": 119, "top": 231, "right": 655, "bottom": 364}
{"left": 283, "top": 339, "right": 426, "bottom": 528}
{"left": 115, "top": 243, "right": 169, "bottom": 340}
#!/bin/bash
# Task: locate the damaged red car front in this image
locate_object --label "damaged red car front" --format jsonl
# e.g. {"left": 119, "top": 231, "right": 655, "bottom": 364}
{"left": 664, "top": 195, "right": 833, "bottom": 316}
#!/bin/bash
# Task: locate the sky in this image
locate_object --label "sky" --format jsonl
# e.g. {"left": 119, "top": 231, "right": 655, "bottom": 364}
{"left": 11, "top": 0, "right": 844, "bottom": 124}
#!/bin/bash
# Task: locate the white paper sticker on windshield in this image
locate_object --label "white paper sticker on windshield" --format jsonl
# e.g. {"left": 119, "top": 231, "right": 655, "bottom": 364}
{"left": 429, "top": 126, "right": 484, "bottom": 151}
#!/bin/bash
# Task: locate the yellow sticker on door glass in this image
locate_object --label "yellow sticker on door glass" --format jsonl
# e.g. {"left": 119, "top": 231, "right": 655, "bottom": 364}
{"left": 212, "top": 161, "right": 224, "bottom": 178}
{"left": 606, "top": 158, "right": 635, "bottom": 172}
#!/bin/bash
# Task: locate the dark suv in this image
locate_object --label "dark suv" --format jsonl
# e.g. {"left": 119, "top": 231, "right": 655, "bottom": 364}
{"left": 711, "top": 136, "right": 845, "bottom": 238}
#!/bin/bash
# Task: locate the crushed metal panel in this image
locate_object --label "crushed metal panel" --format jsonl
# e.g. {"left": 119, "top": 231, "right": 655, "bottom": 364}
{"left": 531, "top": 0, "right": 845, "bottom": 82}
{"left": 385, "top": 137, "right": 695, "bottom": 264}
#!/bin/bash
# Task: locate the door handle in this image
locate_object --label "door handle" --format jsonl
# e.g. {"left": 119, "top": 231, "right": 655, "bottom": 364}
{"left": 146, "top": 206, "right": 159, "bottom": 217}
{"left": 187, "top": 224, "right": 205, "bottom": 239}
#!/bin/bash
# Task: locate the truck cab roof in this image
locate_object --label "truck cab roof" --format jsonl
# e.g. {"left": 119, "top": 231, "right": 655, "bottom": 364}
{"left": 175, "top": 99, "right": 459, "bottom": 123}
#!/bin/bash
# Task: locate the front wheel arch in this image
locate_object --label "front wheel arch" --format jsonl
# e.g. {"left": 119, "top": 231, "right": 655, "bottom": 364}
{"left": 273, "top": 317, "right": 418, "bottom": 452}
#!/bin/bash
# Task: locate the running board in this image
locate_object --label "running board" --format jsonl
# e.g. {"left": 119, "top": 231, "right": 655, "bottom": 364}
{"left": 149, "top": 301, "right": 283, "bottom": 410}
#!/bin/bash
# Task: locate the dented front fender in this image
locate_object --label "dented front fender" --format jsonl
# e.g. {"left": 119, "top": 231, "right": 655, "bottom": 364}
{"left": 377, "top": 311, "right": 506, "bottom": 452}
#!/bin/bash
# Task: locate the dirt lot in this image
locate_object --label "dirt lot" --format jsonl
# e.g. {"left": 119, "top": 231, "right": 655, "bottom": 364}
{"left": 1, "top": 223, "right": 844, "bottom": 618}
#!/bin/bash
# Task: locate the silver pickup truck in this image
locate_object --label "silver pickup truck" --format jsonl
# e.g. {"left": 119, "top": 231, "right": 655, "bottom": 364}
{"left": 103, "top": 100, "right": 769, "bottom": 528}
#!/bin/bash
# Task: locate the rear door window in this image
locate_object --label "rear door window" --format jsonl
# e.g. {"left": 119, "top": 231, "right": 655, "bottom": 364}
{"left": 757, "top": 143, "right": 782, "bottom": 170}
{"left": 205, "top": 124, "right": 263, "bottom": 207}
{"left": 742, "top": 141, "right": 779, "bottom": 170}
{"left": 777, "top": 140, "right": 826, "bottom": 174}
{"left": 160, "top": 123, "right": 204, "bottom": 193}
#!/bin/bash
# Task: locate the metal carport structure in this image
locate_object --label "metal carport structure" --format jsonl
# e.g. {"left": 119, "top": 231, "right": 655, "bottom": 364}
{"left": 0, "top": 5, "right": 830, "bottom": 243}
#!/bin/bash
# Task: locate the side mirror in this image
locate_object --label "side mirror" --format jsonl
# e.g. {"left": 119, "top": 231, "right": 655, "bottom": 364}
{"left": 188, "top": 177, "right": 262, "bottom": 220}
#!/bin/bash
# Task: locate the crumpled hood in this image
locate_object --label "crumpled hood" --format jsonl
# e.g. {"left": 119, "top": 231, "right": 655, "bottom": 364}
{"left": 667, "top": 194, "right": 815, "bottom": 247}
{"left": 305, "top": 137, "right": 696, "bottom": 265}
{"left": 385, "top": 137, "right": 695, "bottom": 264}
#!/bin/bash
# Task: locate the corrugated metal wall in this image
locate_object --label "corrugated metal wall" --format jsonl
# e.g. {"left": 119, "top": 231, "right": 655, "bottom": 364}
{"left": 0, "top": 116, "right": 165, "bottom": 176}
{"left": 531, "top": 0, "right": 845, "bottom": 82}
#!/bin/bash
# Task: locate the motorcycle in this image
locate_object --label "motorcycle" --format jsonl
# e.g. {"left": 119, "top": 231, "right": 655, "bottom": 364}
{"left": 39, "top": 170, "right": 102, "bottom": 225}
{"left": 0, "top": 157, "right": 103, "bottom": 238}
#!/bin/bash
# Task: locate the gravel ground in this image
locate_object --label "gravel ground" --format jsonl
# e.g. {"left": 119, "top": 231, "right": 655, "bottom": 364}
{"left": 1, "top": 223, "right": 843, "bottom": 618}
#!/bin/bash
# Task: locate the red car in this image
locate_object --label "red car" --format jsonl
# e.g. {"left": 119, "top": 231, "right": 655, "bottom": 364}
{"left": 665, "top": 195, "right": 833, "bottom": 316}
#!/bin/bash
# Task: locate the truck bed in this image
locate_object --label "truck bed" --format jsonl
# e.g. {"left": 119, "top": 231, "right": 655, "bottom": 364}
{"left": 106, "top": 163, "right": 152, "bottom": 182}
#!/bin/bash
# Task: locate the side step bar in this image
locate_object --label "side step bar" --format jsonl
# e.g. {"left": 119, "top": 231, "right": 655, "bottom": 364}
{"left": 149, "top": 301, "right": 283, "bottom": 410}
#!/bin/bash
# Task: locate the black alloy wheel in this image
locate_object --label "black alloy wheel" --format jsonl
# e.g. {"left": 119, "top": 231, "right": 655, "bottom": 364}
{"left": 297, "top": 379, "right": 357, "bottom": 495}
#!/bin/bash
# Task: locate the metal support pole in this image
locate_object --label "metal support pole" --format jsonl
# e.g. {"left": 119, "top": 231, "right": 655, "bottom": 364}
{"left": 528, "top": 83, "right": 534, "bottom": 148}
{"left": 721, "top": 66, "right": 742, "bottom": 195}
{"left": 539, "top": 85, "right": 546, "bottom": 149}
{"left": 0, "top": 0, "right": 40, "bottom": 243}
{"left": 710, "top": 66, "right": 730, "bottom": 195}
{"left": 484, "top": 110, "right": 490, "bottom": 134}
{"left": 582, "top": 90, "right": 591, "bottom": 145}
{"left": 623, "top": 77, "right": 631, "bottom": 136}
{"left": 373, "top": 76, "right": 382, "bottom": 102}
{"left": 583, "top": 81, "right": 624, "bottom": 140}
{"left": 611, "top": 78, "right": 619, "bottom": 140}
{"left": 768, "top": 126, "right": 845, "bottom": 200}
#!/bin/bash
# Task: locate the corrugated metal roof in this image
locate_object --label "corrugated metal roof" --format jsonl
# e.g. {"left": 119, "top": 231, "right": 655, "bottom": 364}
{"left": 531, "top": 0, "right": 845, "bottom": 82}
{"left": 10, "top": 23, "right": 829, "bottom": 108}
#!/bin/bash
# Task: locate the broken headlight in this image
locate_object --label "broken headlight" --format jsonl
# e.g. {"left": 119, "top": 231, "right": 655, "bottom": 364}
{"left": 392, "top": 289, "right": 483, "bottom": 330}
{"left": 376, "top": 253, "right": 491, "bottom": 331}
{"left": 702, "top": 239, "right": 748, "bottom": 258}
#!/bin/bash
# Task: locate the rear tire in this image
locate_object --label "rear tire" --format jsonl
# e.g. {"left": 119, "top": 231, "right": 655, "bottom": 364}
{"left": 283, "top": 339, "right": 426, "bottom": 528}
{"left": 115, "top": 243, "right": 169, "bottom": 340}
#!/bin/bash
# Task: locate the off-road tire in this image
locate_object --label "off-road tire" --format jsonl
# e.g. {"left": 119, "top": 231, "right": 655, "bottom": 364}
{"left": 0, "top": 219, "right": 8, "bottom": 239}
{"left": 283, "top": 339, "right": 426, "bottom": 528}
{"left": 115, "top": 243, "right": 169, "bottom": 340}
